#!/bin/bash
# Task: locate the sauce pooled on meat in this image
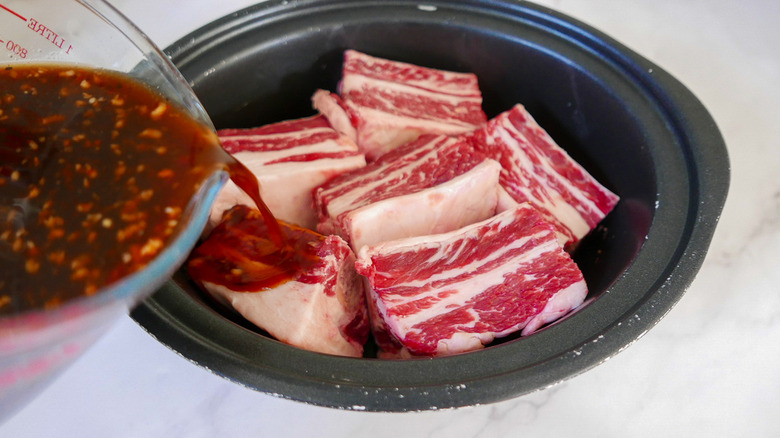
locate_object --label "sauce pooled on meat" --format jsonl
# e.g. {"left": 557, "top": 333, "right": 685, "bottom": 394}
{"left": 187, "top": 205, "right": 323, "bottom": 292}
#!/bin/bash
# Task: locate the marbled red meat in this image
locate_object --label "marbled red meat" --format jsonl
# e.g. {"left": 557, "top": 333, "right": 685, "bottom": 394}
{"left": 470, "top": 104, "right": 620, "bottom": 246}
{"left": 314, "top": 134, "right": 502, "bottom": 252}
{"left": 355, "top": 204, "right": 588, "bottom": 356}
{"left": 210, "top": 114, "right": 365, "bottom": 230}
{"left": 317, "top": 50, "right": 487, "bottom": 160}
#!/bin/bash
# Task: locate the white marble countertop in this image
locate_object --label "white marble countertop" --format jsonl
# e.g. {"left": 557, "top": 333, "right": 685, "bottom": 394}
{"left": 3, "top": 0, "right": 779, "bottom": 436}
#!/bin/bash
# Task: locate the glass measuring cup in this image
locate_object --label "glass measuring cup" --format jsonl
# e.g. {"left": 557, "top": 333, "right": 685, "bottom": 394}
{"left": 0, "top": 0, "right": 227, "bottom": 421}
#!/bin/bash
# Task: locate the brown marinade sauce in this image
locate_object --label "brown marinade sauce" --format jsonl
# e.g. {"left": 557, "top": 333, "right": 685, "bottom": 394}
{"left": 187, "top": 205, "right": 320, "bottom": 293}
{"left": 0, "top": 64, "right": 281, "bottom": 316}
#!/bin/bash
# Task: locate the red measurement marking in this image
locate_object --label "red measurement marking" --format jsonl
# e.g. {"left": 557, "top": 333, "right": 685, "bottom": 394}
{"left": 0, "top": 3, "right": 27, "bottom": 21}
{"left": 4, "top": 38, "right": 28, "bottom": 58}
{"left": 26, "top": 17, "right": 72, "bottom": 55}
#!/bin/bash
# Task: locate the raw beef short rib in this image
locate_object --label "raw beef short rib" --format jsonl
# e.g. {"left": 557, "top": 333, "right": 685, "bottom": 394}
{"left": 211, "top": 114, "right": 366, "bottom": 230}
{"left": 318, "top": 50, "right": 488, "bottom": 160}
{"left": 355, "top": 204, "right": 588, "bottom": 356}
{"left": 314, "top": 134, "right": 502, "bottom": 252}
{"left": 188, "top": 205, "right": 369, "bottom": 357}
{"left": 470, "top": 104, "right": 620, "bottom": 246}
{"left": 311, "top": 89, "right": 358, "bottom": 142}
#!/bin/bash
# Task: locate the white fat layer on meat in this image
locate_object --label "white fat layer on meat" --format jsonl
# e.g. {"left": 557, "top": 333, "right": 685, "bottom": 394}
{"left": 365, "top": 281, "right": 389, "bottom": 331}
{"left": 493, "top": 119, "right": 592, "bottom": 240}
{"left": 364, "top": 280, "right": 407, "bottom": 354}
{"left": 385, "top": 227, "right": 559, "bottom": 334}
{"left": 436, "top": 332, "right": 490, "bottom": 355}
{"left": 520, "top": 279, "right": 588, "bottom": 336}
{"left": 345, "top": 159, "right": 502, "bottom": 253}
{"left": 346, "top": 50, "right": 480, "bottom": 97}
{"left": 220, "top": 125, "right": 334, "bottom": 142}
{"left": 210, "top": 155, "right": 366, "bottom": 230}
{"left": 342, "top": 73, "right": 482, "bottom": 106}
{"left": 231, "top": 148, "right": 363, "bottom": 176}
{"left": 355, "top": 122, "right": 427, "bottom": 161}
{"left": 321, "top": 136, "right": 452, "bottom": 218}
{"left": 348, "top": 103, "right": 480, "bottom": 159}
{"left": 347, "top": 101, "right": 478, "bottom": 135}
{"left": 380, "top": 227, "right": 548, "bottom": 293}
{"left": 496, "top": 185, "right": 520, "bottom": 213}
{"left": 359, "top": 204, "right": 533, "bottom": 259}
{"left": 202, "top": 277, "right": 362, "bottom": 357}
{"left": 228, "top": 138, "right": 358, "bottom": 167}
{"left": 311, "top": 89, "right": 358, "bottom": 141}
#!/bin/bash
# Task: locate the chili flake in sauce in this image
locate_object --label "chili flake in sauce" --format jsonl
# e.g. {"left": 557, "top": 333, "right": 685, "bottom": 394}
{"left": 0, "top": 64, "right": 252, "bottom": 316}
{"left": 187, "top": 205, "right": 320, "bottom": 292}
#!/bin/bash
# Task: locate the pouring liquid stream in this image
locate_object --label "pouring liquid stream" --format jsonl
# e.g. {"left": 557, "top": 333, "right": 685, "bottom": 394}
{"left": 225, "top": 161, "right": 284, "bottom": 248}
